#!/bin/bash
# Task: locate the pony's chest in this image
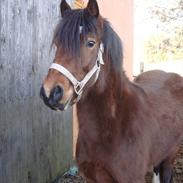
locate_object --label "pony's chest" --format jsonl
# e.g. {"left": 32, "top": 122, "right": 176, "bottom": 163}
{"left": 76, "top": 130, "right": 113, "bottom": 164}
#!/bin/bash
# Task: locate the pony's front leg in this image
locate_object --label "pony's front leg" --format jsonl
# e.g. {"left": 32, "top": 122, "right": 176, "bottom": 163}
{"left": 95, "top": 167, "right": 117, "bottom": 183}
{"left": 154, "top": 155, "right": 176, "bottom": 183}
{"left": 79, "top": 161, "right": 116, "bottom": 183}
{"left": 153, "top": 147, "right": 178, "bottom": 183}
{"left": 153, "top": 162, "right": 173, "bottom": 183}
{"left": 84, "top": 177, "right": 96, "bottom": 183}
{"left": 83, "top": 168, "right": 116, "bottom": 183}
{"left": 160, "top": 161, "right": 174, "bottom": 183}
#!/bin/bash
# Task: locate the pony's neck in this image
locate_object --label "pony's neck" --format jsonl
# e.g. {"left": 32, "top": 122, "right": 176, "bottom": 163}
{"left": 77, "top": 66, "right": 141, "bottom": 123}
{"left": 76, "top": 68, "right": 144, "bottom": 145}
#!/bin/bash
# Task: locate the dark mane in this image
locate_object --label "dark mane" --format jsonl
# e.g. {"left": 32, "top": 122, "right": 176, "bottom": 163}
{"left": 53, "top": 9, "right": 123, "bottom": 73}
{"left": 102, "top": 20, "right": 123, "bottom": 73}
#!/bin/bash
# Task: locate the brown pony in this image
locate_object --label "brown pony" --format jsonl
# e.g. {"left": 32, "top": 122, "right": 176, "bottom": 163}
{"left": 40, "top": 0, "right": 183, "bottom": 182}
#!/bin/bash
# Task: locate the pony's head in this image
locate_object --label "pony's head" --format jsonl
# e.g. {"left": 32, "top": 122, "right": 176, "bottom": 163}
{"left": 40, "top": 0, "right": 123, "bottom": 111}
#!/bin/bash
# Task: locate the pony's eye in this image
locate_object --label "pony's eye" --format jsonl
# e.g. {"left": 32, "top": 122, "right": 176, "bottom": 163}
{"left": 86, "top": 41, "right": 96, "bottom": 48}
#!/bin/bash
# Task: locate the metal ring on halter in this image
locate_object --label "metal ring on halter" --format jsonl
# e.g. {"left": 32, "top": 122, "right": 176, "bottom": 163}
{"left": 74, "top": 82, "right": 83, "bottom": 96}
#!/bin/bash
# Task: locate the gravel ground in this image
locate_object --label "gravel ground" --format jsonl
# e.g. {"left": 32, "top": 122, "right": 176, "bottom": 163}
{"left": 56, "top": 175, "right": 85, "bottom": 183}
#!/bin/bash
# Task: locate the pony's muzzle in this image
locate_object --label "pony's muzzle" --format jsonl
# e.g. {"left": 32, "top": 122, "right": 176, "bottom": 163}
{"left": 40, "top": 85, "right": 64, "bottom": 110}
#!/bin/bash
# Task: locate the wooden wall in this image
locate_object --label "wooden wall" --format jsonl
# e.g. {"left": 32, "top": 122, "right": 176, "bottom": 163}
{"left": 0, "top": 0, "right": 73, "bottom": 182}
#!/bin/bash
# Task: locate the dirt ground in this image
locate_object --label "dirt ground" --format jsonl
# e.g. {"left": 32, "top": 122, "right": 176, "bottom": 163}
{"left": 57, "top": 144, "right": 183, "bottom": 183}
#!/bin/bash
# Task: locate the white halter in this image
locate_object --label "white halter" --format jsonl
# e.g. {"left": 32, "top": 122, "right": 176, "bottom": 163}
{"left": 49, "top": 43, "right": 104, "bottom": 101}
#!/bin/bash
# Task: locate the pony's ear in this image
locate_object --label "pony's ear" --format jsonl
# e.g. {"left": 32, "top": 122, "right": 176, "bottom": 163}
{"left": 86, "top": 0, "right": 99, "bottom": 17}
{"left": 60, "top": 0, "right": 71, "bottom": 17}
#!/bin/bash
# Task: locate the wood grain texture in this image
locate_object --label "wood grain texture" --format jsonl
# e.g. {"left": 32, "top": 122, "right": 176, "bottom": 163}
{"left": 0, "top": 0, "right": 73, "bottom": 182}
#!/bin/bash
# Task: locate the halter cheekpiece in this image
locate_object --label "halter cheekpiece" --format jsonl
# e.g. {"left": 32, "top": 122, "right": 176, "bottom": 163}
{"left": 49, "top": 43, "right": 104, "bottom": 102}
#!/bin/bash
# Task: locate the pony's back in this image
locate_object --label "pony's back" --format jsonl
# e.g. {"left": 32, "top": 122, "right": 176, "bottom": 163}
{"left": 134, "top": 70, "right": 183, "bottom": 101}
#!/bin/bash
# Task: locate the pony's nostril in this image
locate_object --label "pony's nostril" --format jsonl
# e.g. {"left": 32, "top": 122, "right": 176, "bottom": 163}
{"left": 50, "top": 86, "right": 63, "bottom": 103}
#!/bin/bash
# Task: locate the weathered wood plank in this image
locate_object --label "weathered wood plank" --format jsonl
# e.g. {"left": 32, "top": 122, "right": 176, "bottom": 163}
{"left": 0, "top": 0, "right": 73, "bottom": 182}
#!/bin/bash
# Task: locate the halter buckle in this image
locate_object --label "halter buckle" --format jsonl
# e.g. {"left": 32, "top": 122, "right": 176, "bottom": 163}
{"left": 74, "top": 82, "right": 83, "bottom": 96}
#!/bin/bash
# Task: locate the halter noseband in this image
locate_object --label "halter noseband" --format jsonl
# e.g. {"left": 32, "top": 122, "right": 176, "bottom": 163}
{"left": 49, "top": 43, "right": 104, "bottom": 102}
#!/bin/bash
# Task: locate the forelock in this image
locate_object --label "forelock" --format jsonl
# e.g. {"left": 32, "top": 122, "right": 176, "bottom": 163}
{"left": 53, "top": 9, "right": 101, "bottom": 58}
